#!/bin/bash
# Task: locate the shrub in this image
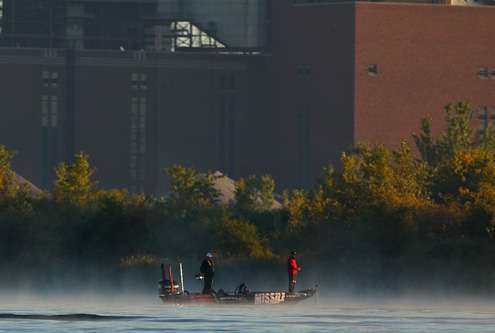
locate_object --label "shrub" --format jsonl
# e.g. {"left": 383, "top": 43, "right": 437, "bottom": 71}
{"left": 215, "top": 218, "right": 273, "bottom": 259}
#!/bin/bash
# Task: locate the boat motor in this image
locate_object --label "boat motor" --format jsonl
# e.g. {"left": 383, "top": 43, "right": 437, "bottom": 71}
{"left": 159, "top": 263, "right": 180, "bottom": 295}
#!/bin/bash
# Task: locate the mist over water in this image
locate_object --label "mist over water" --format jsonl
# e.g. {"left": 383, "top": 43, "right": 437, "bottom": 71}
{"left": 2, "top": 291, "right": 495, "bottom": 332}
{"left": 2, "top": 261, "right": 495, "bottom": 332}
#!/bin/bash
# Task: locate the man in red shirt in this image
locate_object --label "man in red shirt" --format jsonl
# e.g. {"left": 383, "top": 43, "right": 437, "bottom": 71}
{"left": 287, "top": 251, "right": 301, "bottom": 293}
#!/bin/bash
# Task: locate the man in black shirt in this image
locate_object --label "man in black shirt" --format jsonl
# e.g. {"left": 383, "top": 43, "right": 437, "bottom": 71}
{"left": 200, "top": 252, "right": 215, "bottom": 294}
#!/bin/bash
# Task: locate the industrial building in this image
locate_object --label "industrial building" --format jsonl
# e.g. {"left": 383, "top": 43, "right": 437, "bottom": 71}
{"left": 0, "top": 0, "right": 494, "bottom": 192}
{"left": 0, "top": 0, "right": 270, "bottom": 50}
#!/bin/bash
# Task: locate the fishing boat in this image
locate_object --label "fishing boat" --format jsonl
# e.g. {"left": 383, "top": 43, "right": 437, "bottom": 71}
{"left": 158, "top": 263, "right": 317, "bottom": 305}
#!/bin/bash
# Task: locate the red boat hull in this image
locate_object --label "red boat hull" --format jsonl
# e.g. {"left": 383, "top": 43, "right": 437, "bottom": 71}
{"left": 159, "top": 289, "right": 317, "bottom": 305}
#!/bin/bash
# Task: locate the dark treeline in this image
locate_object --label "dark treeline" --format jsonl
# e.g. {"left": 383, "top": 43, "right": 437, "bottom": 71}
{"left": 2, "top": 102, "right": 495, "bottom": 293}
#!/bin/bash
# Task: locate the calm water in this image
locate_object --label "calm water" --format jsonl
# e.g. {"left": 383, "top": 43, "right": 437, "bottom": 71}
{"left": 1, "top": 295, "right": 495, "bottom": 332}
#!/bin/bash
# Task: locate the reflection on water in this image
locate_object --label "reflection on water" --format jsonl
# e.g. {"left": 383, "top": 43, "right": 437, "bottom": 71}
{"left": 0, "top": 313, "right": 140, "bottom": 321}
{"left": 1, "top": 295, "right": 495, "bottom": 332}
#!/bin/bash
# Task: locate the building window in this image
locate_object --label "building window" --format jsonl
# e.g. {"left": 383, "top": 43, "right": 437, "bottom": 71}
{"left": 296, "top": 65, "right": 312, "bottom": 78}
{"left": 41, "top": 96, "right": 49, "bottom": 127}
{"left": 41, "top": 95, "right": 57, "bottom": 128}
{"left": 129, "top": 72, "right": 148, "bottom": 192}
{"left": 140, "top": 74, "right": 148, "bottom": 90}
{"left": 50, "top": 96, "right": 58, "bottom": 127}
{"left": 131, "top": 72, "right": 148, "bottom": 90}
{"left": 42, "top": 71, "right": 59, "bottom": 87}
{"left": 367, "top": 64, "right": 378, "bottom": 77}
{"left": 478, "top": 106, "right": 495, "bottom": 138}
{"left": 490, "top": 68, "right": 495, "bottom": 79}
{"left": 139, "top": 97, "right": 147, "bottom": 153}
{"left": 131, "top": 73, "right": 139, "bottom": 89}
{"left": 130, "top": 97, "right": 138, "bottom": 192}
{"left": 129, "top": 96, "right": 147, "bottom": 192}
{"left": 479, "top": 67, "right": 489, "bottom": 79}
{"left": 41, "top": 94, "right": 58, "bottom": 189}
{"left": 51, "top": 72, "right": 59, "bottom": 87}
{"left": 43, "top": 49, "right": 57, "bottom": 58}
{"left": 42, "top": 71, "right": 50, "bottom": 87}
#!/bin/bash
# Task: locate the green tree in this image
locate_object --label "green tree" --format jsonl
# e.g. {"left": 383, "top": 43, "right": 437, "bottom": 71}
{"left": 0, "top": 145, "right": 17, "bottom": 199}
{"left": 440, "top": 102, "right": 473, "bottom": 156}
{"left": 283, "top": 189, "right": 310, "bottom": 230}
{"left": 413, "top": 117, "right": 436, "bottom": 165}
{"left": 215, "top": 217, "right": 272, "bottom": 258}
{"left": 432, "top": 149, "right": 495, "bottom": 202}
{"left": 414, "top": 102, "right": 473, "bottom": 166}
{"left": 329, "top": 144, "right": 396, "bottom": 218}
{"left": 166, "top": 165, "right": 219, "bottom": 217}
{"left": 53, "top": 152, "right": 97, "bottom": 207}
{"left": 391, "top": 141, "right": 430, "bottom": 204}
{"left": 234, "top": 175, "right": 275, "bottom": 213}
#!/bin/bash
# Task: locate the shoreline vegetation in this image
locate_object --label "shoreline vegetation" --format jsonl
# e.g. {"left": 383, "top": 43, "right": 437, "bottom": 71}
{"left": 2, "top": 102, "right": 495, "bottom": 293}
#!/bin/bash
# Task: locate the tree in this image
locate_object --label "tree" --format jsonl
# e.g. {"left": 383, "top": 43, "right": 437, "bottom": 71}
{"left": 215, "top": 217, "right": 272, "bottom": 258}
{"left": 283, "top": 189, "right": 309, "bottom": 230}
{"left": 413, "top": 117, "right": 436, "bottom": 165}
{"left": 414, "top": 102, "right": 473, "bottom": 167}
{"left": 52, "top": 152, "right": 97, "bottom": 207}
{"left": 234, "top": 175, "right": 276, "bottom": 213}
{"left": 391, "top": 141, "right": 430, "bottom": 206}
{"left": 0, "top": 145, "right": 17, "bottom": 199}
{"left": 328, "top": 144, "right": 396, "bottom": 218}
{"left": 166, "top": 165, "right": 219, "bottom": 217}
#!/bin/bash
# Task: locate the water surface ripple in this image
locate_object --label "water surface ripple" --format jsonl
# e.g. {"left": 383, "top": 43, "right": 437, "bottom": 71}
{"left": 1, "top": 297, "right": 494, "bottom": 332}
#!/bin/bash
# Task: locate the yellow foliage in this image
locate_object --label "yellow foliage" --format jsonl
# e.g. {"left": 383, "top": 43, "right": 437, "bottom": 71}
{"left": 166, "top": 165, "right": 219, "bottom": 216}
{"left": 235, "top": 174, "right": 275, "bottom": 212}
{"left": 52, "top": 152, "right": 97, "bottom": 207}
{"left": 0, "top": 145, "right": 18, "bottom": 199}
{"left": 284, "top": 189, "right": 309, "bottom": 229}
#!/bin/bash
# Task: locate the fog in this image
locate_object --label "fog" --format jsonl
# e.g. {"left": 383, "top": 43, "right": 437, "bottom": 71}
{"left": 2, "top": 284, "right": 495, "bottom": 332}
{"left": 2, "top": 291, "right": 495, "bottom": 330}
{"left": 3, "top": 257, "right": 495, "bottom": 333}
{"left": 2, "top": 260, "right": 495, "bottom": 304}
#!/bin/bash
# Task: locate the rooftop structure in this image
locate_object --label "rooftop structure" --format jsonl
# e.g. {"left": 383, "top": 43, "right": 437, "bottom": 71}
{"left": 0, "top": 0, "right": 270, "bottom": 51}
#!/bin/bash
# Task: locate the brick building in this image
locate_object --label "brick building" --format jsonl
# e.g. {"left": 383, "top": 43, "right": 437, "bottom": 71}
{"left": 272, "top": 1, "right": 495, "bottom": 187}
{"left": 0, "top": 1, "right": 494, "bottom": 192}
